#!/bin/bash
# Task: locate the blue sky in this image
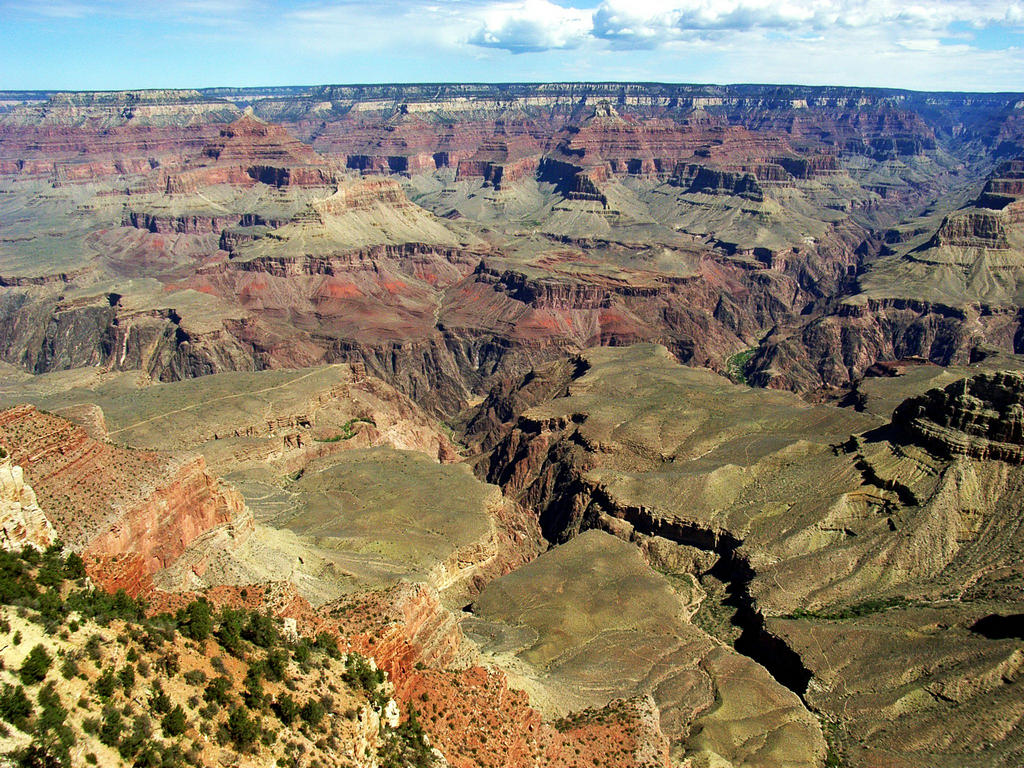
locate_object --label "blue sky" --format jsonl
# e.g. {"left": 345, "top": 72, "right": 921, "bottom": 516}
{"left": 2, "top": 0, "right": 1024, "bottom": 91}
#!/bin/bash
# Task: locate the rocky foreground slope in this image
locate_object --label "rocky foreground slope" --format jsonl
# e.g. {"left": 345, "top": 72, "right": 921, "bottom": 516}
{"left": 0, "top": 404, "right": 244, "bottom": 591}
{"left": 0, "top": 546, "right": 430, "bottom": 768}
{"left": 0, "top": 376, "right": 677, "bottom": 768}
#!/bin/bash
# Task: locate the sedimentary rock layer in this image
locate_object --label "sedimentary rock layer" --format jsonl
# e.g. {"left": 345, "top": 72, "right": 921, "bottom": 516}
{"left": 0, "top": 404, "right": 245, "bottom": 572}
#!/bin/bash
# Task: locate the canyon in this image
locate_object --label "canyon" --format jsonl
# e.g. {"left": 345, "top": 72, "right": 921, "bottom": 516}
{"left": 1, "top": 82, "right": 1024, "bottom": 767}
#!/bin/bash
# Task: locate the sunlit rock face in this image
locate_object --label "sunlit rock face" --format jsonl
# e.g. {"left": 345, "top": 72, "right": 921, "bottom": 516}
{"left": 0, "top": 453, "right": 55, "bottom": 551}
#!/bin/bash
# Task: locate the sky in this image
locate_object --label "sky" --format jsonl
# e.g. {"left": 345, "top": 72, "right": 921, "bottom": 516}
{"left": 2, "top": 0, "right": 1024, "bottom": 92}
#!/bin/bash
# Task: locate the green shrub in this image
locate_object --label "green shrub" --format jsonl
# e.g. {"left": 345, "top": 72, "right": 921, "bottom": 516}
{"left": 63, "top": 553, "right": 86, "bottom": 581}
{"left": 342, "top": 653, "right": 384, "bottom": 703}
{"left": 203, "top": 676, "right": 232, "bottom": 707}
{"left": 94, "top": 669, "right": 116, "bottom": 699}
{"left": 177, "top": 600, "right": 212, "bottom": 642}
{"left": 162, "top": 704, "right": 188, "bottom": 737}
{"left": 225, "top": 706, "right": 259, "bottom": 750}
{"left": 149, "top": 683, "right": 172, "bottom": 715}
{"left": 291, "top": 639, "right": 312, "bottom": 668}
{"left": 242, "top": 666, "right": 264, "bottom": 709}
{"left": 118, "top": 664, "right": 135, "bottom": 692}
{"left": 216, "top": 608, "right": 246, "bottom": 657}
{"left": 84, "top": 634, "right": 102, "bottom": 662}
{"left": 32, "top": 590, "right": 65, "bottom": 632}
{"left": 19, "top": 645, "right": 52, "bottom": 685}
{"left": 0, "top": 550, "right": 38, "bottom": 604}
{"left": 155, "top": 651, "right": 179, "bottom": 678}
{"left": 0, "top": 683, "right": 33, "bottom": 730}
{"left": 60, "top": 655, "right": 79, "bottom": 680}
{"left": 242, "top": 611, "right": 278, "bottom": 649}
{"left": 66, "top": 588, "right": 146, "bottom": 625}
{"left": 35, "top": 551, "right": 65, "bottom": 591}
{"left": 300, "top": 698, "right": 324, "bottom": 728}
{"left": 98, "top": 705, "right": 123, "bottom": 748}
{"left": 272, "top": 693, "right": 299, "bottom": 725}
{"left": 313, "top": 632, "right": 339, "bottom": 658}
{"left": 378, "top": 705, "right": 434, "bottom": 768}
{"left": 13, "top": 740, "right": 68, "bottom": 768}
{"left": 265, "top": 647, "right": 288, "bottom": 682}
{"left": 118, "top": 713, "right": 152, "bottom": 759}
{"left": 36, "top": 682, "right": 67, "bottom": 732}
{"left": 19, "top": 548, "right": 39, "bottom": 567}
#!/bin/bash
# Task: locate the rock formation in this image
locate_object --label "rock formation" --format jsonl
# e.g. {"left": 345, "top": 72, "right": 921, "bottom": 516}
{"left": 0, "top": 451, "right": 55, "bottom": 551}
{"left": 0, "top": 405, "right": 245, "bottom": 574}
{"left": 893, "top": 370, "right": 1024, "bottom": 461}
{"left": 2, "top": 84, "right": 1023, "bottom": 415}
{"left": 463, "top": 344, "right": 1024, "bottom": 767}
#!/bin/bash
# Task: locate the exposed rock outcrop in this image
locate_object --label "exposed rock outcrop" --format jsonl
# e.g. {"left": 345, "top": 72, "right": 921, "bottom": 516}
{"left": 928, "top": 209, "right": 1010, "bottom": 250}
{"left": 0, "top": 405, "right": 246, "bottom": 575}
{"left": 471, "top": 344, "right": 1024, "bottom": 768}
{"left": 0, "top": 453, "right": 55, "bottom": 551}
{"left": 893, "top": 371, "right": 1024, "bottom": 462}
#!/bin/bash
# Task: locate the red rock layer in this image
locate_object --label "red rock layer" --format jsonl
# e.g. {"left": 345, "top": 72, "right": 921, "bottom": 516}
{"left": 0, "top": 123, "right": 223, "bottom": 179}
{"left": 85, "top": 553, "right": 154, "bottom": 596}
{"left": 283, "top": 105, "right": 847, "bottom": 190}
{"left": 153, "top": 114, "right": 339, "bottom": 191}
{"left": 0, "top": 405, "right": 242, "bottom": 573}
{"left": 202, "top": 113, "right": 321, "bottom": 166}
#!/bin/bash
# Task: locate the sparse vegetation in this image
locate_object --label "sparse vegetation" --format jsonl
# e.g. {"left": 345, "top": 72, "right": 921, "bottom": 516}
{"left": 378, "top": 704, "right": 434, "bottom": 768}
{"left": 821, "top": 716, "right": 845, "bottom": 768}
{"left": 783, "top": 595, "right": 925, "bottom": 621}
{"left": 0, "top": 683, "right": 33, "bottom": 730}
{"left": 725, "top": 347, "right": 758, "bottom": 385}
{"left": 0, "top": 545, "right": 424, "bottom": 767}
{"left": 314, "top": 417, "right": 376, "bottom": 442}
{"left": 19, "top": 645, "right": 52, "bottom": 685}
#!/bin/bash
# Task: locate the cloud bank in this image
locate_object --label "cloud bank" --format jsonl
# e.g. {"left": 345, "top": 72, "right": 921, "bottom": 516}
{"left": 3, "top": 0, "right": 1023, "bottom": 90}
{"left": 468, "top": 0, "right": 1024, "bottom": 51}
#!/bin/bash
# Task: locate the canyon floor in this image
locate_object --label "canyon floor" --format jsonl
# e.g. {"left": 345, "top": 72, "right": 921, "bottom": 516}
{"left": 1, "top": 83, "right": 1024, "bottom": 767}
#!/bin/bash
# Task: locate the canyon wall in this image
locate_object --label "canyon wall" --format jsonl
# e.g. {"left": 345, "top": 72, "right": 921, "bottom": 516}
{"left": 0, "top": 405, "right": 246, "bottom": 574}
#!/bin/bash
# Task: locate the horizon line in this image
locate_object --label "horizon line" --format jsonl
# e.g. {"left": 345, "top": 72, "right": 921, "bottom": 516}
{"left": 3, "top": 80, "right": 1024, "bottom": 98}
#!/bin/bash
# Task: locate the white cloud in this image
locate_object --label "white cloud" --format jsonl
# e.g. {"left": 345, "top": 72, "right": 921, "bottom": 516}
{"left": 897, "top": 38, "right": 944, "bottom": 52}
{"left": 593, "top": 0, "right": 820, "bottom": 45}
{"left": 449, "top": 0, "right": 1024, "bottom": 63}
{"left": 588, "top": 0, "right": 1024, "bottom": 46}
{"left": 468, "top": 0, "right": 593, "bottom": 52}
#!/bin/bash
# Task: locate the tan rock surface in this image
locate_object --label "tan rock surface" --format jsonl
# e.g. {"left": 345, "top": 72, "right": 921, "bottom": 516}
{"left": 0, "top": 455, "right": 55, "bottom": 551}
{"left": 474, "top": 344, "right": 1024, "bottom": 767}
{"left": 470, "top": 530, "right": 825, "bottom": 768}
